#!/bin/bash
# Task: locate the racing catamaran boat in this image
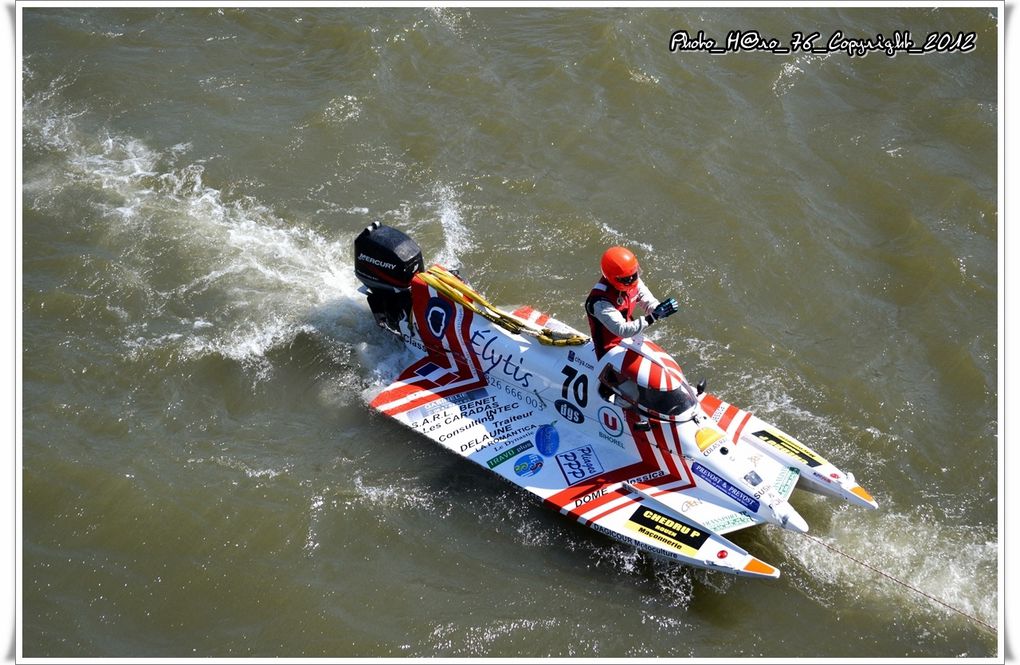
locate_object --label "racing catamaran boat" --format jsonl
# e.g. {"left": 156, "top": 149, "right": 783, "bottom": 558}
{"left": 354, "top": 222, "right": 878, "bottom": 579}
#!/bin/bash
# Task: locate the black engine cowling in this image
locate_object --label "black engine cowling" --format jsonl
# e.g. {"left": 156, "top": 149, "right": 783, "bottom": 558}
{"left": 354, "top": 222, "right": 424, "bottom": 330}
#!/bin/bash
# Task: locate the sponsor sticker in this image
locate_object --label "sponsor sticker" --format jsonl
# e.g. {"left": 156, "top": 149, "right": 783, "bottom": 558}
{"left": 692, "top": 462, "right": 761, "bottom": 513}
{"left": 471, "top": 328, "right": 534, "bottom": 388}
{"left": 703, "top": 512, "right": 757, "bottom": 533}
{"left": 425, "top": 297, "right": 454, "bottom": 338}
{"left": 554, "top": 399, "right": 585, "bottom": 424}
{"left": 555, "top": 445, "right": 604, "bottom": 486}
{"left": 628, "top": 469, "right": 666, "bottom": 485}
{"left": 487, "top": 441, "right": 534, "bottom": 469}
{"left": 448, "top": 388, "right": 490, "bottom": 405}
{"left": 752, "top": 429, "right": 825, "bottom": 468}
{"left": 625, "top": 507, "right": 709, "bottom": 557}
{"left": 408, "top": 388, "right": 490, "bottom": 422}
{"left": 567, "top": 349, "right": 595, "bottom": 370}
{"left": 774, "top": 466, "right": 800, "bottom": 496}
{"left": 811, "top": 470, "right": 835, "bottom": 484}
{"left": 695, "top": 427, "right": 723, "bottom": 452}
{"left": 598, "top": 406, "right": 624, "bottom": 438}
{"left": 513, "top": 453, "right": 544, "bottom": 478}
{"left": 573, "top": 487, "right": 609, "bottom": 509}
{"left": 535, "top": 423, "right": 560, "bottom": 456}
{"left": 680, "top": 498, "right": 703, "bottom": 512}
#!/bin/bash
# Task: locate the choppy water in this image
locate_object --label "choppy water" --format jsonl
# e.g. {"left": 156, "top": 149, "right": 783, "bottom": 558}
{"left": 19, "top": 5, "right": 1000, "bottom": 659}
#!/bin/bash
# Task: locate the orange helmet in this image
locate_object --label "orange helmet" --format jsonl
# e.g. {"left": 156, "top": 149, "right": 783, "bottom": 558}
{"left": 601, "top": 246, "right": 640, "bottom": 292}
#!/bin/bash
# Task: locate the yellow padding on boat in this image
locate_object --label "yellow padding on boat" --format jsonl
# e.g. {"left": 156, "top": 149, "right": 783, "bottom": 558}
{"left": 418, "top": 266, "right": 589, "bottom": 347}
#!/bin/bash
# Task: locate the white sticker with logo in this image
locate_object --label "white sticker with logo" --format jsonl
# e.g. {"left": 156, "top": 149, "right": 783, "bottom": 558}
{"left": 598, "top": 406, "right": 624, "bottom": 437}
{"left": 555, "top": 445, "right": 605, "bottom": 486}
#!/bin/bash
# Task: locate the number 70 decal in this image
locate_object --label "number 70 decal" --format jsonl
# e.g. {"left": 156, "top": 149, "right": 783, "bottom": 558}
{"left": 560, "top": 365, "right": 589, "bottom": 408}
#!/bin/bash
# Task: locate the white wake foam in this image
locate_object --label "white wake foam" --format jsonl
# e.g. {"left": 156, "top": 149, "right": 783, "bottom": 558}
{"left": 25, "top": 91, "right": 378, "bottom": 379}
{"left": 430, "top": 183, "right": 473, "bottom": 269}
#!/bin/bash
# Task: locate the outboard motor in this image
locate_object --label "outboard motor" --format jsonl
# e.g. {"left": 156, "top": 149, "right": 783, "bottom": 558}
{"left": 354, "top": 222, "right": 424, "bottom": 331}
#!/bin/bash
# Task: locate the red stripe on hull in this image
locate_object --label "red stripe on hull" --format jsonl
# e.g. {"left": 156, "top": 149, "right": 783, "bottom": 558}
{"left": 373, "top": 274, "right": 487, "bottom": 416}
{"left": 718, "top": 404, "right": 739, "bottom": 430}
{"left": 511, "top": 305, "right": 534, "bottom": 319}
{"left": 731, "top": 411, "right": 753, "bottom": 445}
{"left": 700, "top": 394, "right": 722, "bottom": 416}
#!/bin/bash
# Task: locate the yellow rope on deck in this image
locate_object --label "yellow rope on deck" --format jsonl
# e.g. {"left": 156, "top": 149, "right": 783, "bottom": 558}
{"left": 417, "top": 266, "right": 589, "bottom": 347}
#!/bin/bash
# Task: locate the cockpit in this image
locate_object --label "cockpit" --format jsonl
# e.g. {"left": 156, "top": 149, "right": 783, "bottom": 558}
{"left": 598, "top": 365, "right": 699, "bottom": 420}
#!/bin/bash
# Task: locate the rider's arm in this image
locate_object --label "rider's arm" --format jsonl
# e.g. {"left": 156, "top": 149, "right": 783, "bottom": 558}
{"left": 633, "top": 278, "right": 660, "bottom": 316}
{"left": 592, "top": 299, "right": 654, "bottom": 339}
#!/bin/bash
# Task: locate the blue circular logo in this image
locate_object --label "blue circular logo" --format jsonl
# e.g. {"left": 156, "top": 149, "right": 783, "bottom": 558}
{"left": 535, "top": 423, "right": 560, "bottom": 456}
{"left": 513, "top": 454, "right": 544, "bottom": 478}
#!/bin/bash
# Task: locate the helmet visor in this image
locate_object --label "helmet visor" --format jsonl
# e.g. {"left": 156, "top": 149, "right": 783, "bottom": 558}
{"left": 617, "top": 272, "right": 638, "bottom": 286}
